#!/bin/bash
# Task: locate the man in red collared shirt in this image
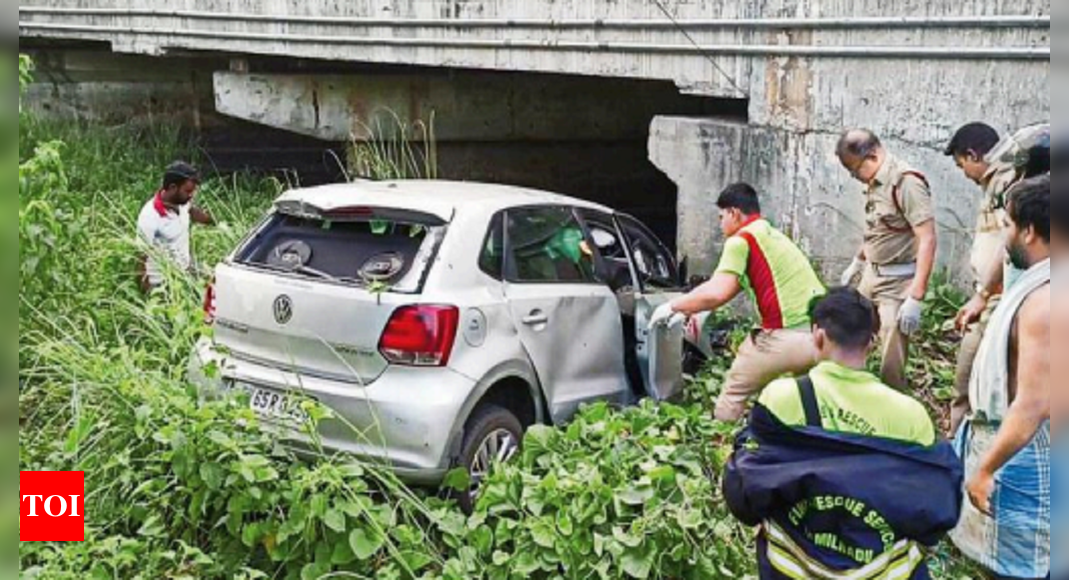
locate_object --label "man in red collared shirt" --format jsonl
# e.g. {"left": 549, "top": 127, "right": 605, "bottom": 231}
{"left": 136, "top": 162, "right": 214, "bottom": 293}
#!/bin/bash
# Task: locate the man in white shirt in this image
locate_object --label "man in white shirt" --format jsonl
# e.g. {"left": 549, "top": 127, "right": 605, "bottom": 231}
{"left": 136, "top": 162, "right": 214, "bottom": 293}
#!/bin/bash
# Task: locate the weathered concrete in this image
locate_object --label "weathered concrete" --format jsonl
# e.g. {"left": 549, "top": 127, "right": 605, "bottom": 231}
{"left": 21, "top": 49, "right": 218, "bottom": 128}
{"left": 18, "top": 1, "right": 1048, "bottom": 100}
{"left": 652, "top": 18, "right": 1049, "bottom": 281}
{"left": 213, "top": 70, "right": 730, "bottom": 142}
{"left": 650, "top": 115, "right": 1041, "bottom": 283}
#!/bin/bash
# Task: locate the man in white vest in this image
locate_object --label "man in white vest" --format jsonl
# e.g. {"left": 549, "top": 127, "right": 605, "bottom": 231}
{"left": 952, "top": 175, "right": 1050, "bottom": 580}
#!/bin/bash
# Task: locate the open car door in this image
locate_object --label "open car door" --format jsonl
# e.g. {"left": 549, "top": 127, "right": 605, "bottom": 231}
{"left": 612, "top": 214, "right": 691, "bottom": 402}
{"left": 636, "top": 296, "right": 686, "bottom": 402}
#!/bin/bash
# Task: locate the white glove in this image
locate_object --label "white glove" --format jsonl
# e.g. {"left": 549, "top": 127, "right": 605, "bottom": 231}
{"left": 897, "top": 297, "right": 925, "bottom": 336}
{"left": 840, "top": 258, "right": 866, "bottom": 287}
{"left": 648, "top": 302, "right": 686, "bottom": 330}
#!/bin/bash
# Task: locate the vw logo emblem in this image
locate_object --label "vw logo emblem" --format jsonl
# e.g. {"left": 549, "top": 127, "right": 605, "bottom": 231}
{"left": 273, "top": 295, "right": 294, "bottom": 325}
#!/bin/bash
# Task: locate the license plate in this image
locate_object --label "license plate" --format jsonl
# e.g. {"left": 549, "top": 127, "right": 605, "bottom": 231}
{"left": 224, "top": 381, "right": 311, "bottom": 424}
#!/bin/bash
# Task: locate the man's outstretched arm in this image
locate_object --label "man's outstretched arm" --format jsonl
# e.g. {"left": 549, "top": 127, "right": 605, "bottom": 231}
{"left": 670, "top": 273, "right": 743, "bottom": 317}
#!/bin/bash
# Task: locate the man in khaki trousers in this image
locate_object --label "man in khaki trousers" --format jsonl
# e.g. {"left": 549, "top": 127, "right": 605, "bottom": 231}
{"left": 837, "top": 130, "right": 938, "bottom": 391}
{"left": 943, "top": 123, "right": 1017, "bottom": 433}
{"left": 946, "top": 123, "right": 1049, "bottom": 433}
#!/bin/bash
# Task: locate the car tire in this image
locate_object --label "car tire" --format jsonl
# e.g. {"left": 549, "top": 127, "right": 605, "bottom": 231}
{"left": 454, "top": 404, "right": 524, "bottom": 514}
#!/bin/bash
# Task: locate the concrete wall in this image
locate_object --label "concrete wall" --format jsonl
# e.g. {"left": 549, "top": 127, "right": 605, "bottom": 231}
{"left": 651, "top": 1, "right": 1049, "bottom": 280}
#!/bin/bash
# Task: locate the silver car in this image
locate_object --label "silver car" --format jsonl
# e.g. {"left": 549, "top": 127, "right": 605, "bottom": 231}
{"left": 189, "top": 180, "right": 707, "bottom": 506}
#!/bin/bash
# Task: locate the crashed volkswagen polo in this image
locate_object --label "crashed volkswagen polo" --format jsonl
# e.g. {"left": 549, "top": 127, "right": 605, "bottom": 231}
{"left": 189, "top": 180, "right": 704, "bottom": 507}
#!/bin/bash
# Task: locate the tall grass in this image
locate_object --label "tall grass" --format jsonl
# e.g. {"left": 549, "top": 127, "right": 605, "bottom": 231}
{"left": 347, "top": 110, "right": 438, "bottom": 181}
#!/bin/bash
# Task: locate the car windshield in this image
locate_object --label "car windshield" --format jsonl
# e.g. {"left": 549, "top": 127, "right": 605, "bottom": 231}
{"left": 235, "top": 212, "right": 447, "bottom": 294}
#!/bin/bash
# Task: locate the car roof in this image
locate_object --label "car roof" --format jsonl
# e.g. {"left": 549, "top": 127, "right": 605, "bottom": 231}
{"left": 274, "top": 180, "right": 616, "bottom": 222}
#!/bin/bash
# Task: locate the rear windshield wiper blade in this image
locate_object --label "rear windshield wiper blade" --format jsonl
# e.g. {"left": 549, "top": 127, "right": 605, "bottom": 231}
{"left": 244, "top": 262, "right": 364, "bottom": 286}
{"left": 292, "top": 264, "right": 336, "bottom": 281}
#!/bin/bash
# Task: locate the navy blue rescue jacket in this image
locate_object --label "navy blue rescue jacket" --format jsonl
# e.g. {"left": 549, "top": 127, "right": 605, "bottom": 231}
{"left": 724, "top": 398, "right": 964, "bottom": 580}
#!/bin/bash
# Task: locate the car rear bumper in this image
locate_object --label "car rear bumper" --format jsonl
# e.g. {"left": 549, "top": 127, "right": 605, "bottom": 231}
{"left": 188, "top": 338, "right": 472, "bottom": 486}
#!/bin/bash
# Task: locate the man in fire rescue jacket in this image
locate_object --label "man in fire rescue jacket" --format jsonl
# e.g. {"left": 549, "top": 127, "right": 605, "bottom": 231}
{"left": 724, "top": 287, "right": 964, "bottom": 580}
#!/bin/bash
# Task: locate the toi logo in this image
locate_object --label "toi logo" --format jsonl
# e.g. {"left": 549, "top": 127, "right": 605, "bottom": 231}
{"left": 20, "top": 472, "right": 85, "bottom": 542}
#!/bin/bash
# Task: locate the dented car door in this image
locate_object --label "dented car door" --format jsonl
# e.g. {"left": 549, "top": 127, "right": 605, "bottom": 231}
{"left": 503, "top": 206, "right": 630, "bottom": 423}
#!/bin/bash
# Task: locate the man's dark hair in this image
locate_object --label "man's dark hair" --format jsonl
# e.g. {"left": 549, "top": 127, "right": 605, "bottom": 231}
{"left": 163, "top": 161, "right": 200, "bottom": 190}
{"left": 1007, "top": 174, "right": 1050, "bottom": 243}
{"left": 1023, "top": 134, "right": 1050, "bottom": 178}
{"left": 716, "top": 183, "right": 761, "bottom": 215}
{"left": 836, "top": 129, "right": 882, "bottom": 160}
{"left": 944, "top": 122, "right": 1001, "bottom": 158}
{"left": 809, "top": 287, "right": 880, "bottom": 350}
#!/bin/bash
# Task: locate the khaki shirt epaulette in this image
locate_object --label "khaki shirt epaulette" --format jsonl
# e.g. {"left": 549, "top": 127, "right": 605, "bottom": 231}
{"left": 863, "top": 154, "right": 934, "bottom": 266}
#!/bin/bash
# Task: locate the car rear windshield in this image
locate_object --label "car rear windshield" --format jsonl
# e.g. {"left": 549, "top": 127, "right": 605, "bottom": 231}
{"left": 235, "top": 212, "right": 447, "bottom": 294}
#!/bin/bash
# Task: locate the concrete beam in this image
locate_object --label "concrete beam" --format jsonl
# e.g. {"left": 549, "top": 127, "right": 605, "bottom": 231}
{"left": 213, "top": 71, "right": 724, "bottom": 143}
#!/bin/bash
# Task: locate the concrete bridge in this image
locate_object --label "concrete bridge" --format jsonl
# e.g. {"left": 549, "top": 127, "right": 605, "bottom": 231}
{"left": 19, "top": 0, "right": 1050, "bottom": 279}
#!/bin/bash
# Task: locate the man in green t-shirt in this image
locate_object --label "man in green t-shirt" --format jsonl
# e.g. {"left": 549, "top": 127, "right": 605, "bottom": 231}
{"left": 759, "top": 287, "right": 936, "bottom": 446}
{"left": 727, "top": 288, "right": 948, "bottom": 580}
{"left": 649, "top": 183, "right": 826, "bottom": 421}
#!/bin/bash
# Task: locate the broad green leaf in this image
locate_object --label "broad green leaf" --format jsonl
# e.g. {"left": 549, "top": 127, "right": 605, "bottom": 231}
{"left": 331, "top": 539, "right": 356, "bottom": 565}
{"left": 349, "top": 528, "right": 384, "bottom": 561}
{"left": 441, "top": 467, "right": 471, "bottom": 492}
{"left": 323, "top": 509, "right": 347, "bottom": 534}
{"left": 199, "top": 463, "right": 224, "bottom": 490}
{"left": 615, "top": 485, "right": 654, "bottom": 506}
{"left": 470, "top": 525, "right": 494, "bottom": 555}
{"left": 612, "top": 527, "right": 643, "bottom": 549}
{"left": 556, "top": 511, "right": 575, "bottom": 537}
{"left": 529, "top": 518, "right": 556, "bottom": 549}
{"left": 620, "top": 543, "right": 655, "bottom": 579}
{"left": 399, "top": 550, "right": 434, "bottom": 572}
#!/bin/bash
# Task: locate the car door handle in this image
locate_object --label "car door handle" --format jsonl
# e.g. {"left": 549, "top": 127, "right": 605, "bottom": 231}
{"left": 522, "top": 311, "right": 549, "bottom": 326}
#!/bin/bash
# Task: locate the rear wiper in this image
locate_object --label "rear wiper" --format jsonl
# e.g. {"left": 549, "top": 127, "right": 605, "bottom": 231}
{"left": 244, "top": 262, "right": 363, "bottom": 285}
{"left": 293, "top": 264, "right": 336, "bottom": 281}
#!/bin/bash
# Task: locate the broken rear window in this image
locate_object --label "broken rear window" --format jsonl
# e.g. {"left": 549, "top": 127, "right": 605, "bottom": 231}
{"left": 235, "top": 212, "right": 447, "bottom": 294}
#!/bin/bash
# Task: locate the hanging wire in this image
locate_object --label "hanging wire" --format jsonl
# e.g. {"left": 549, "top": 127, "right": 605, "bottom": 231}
{"left": 649, "top": 0, "right": 749, "bottom": 98}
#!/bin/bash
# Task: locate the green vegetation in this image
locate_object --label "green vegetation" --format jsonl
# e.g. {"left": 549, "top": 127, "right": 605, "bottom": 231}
{"left": 347, "top": 110, "right": 439, "bottom": 181}
{"left": 19, "top": 55, "right": 984, "bottom": 579}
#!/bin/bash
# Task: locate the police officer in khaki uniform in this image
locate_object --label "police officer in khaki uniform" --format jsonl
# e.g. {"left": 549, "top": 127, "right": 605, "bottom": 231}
{"left": 946, "top": 123, "right": 1050, "bottom": 433}
{"left": 837, "top": 130, "right": 938, "bottom": 391}
{"left": 943, "top": 123, "right": 1016, "bottom": 433}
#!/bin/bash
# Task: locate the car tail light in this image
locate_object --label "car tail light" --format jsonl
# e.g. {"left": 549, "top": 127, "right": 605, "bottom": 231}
{"left": 203, "top": 279, "right": 216, "bottom": 325}
{"left": 378, "top": 305, "right": 460, "bottom": 367}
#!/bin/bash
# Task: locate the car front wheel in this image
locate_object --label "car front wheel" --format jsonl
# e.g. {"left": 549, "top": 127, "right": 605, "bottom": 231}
{"left": 455, "top": 404, "right": 523, "bottom": 513}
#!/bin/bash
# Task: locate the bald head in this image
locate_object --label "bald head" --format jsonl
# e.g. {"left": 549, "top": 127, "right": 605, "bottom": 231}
{"left": 837, "top": 129, "right": 883, "bottom": 160}
{"left": 837, "top": 129, "right": 886, "bottom": 184}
